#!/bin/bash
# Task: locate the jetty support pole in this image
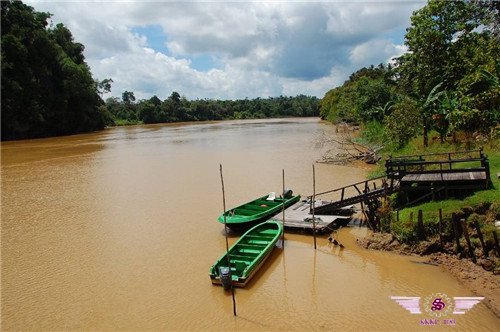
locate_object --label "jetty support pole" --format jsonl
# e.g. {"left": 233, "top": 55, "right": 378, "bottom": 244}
{"left": 219, "top": 164, "right": 237, "bottom": 316}
{"left": 493, "top": 231, "right": 500, "bottom": 257}
{"left": 451, "top": 213, "right": 462, "bottom": 254}
{"left": 472, "top": 219, "right": 487, "bottom": 258}
{"left": 282, "top": 169, "right": 285, "bottom": 247}
{"left": 312, "top": 164, "right": 317, "bottom": 250}
{"left": 461, "top": 218, "right": 476, "bottom": 263}
{"left": 417, "top": 210, "right": 425, "bottom": 240}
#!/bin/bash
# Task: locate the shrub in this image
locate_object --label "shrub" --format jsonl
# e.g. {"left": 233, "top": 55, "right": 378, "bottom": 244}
{"left": 384, "top": 97, "right": 421, "bottom": 148}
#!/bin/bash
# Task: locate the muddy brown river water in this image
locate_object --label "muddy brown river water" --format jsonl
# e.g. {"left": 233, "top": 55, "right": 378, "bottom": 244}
{"left": 1, "top": 118, "right": 498, "bottom": 330}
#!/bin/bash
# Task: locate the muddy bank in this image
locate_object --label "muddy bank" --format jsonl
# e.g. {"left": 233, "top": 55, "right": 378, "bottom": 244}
{"left": 357, "top": 232, "right": 500, "bottom": 318}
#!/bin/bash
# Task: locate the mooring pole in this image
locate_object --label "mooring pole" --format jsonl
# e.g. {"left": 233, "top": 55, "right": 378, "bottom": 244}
{"left": 219, "top": 164, "right": 237, "bottom": 316}
{"left": 312, "top": 164, "right": 317, "bottom": 250}
{"left": 282, "top": 169, "right": 286, "bottom": 248}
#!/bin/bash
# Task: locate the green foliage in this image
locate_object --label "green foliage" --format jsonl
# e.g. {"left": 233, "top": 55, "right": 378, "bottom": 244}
{"left": 320, "top": 64, "right": 395, "bottom": 123}
{"left": 321, "top": 1, "right": 499, "bottom": 147}
{"left": 106, "top": 94, "right": 319, "bottom": 125}
{"left": 395, "top": 0, "right": 499, "bottom": 139}
{"left": 1, "top": 0, "right": 106, "bottom": 140}
{"left": 384, "top": 97, "right": 421, "bottom": 148}
{"left": 359, "top": 121, "right": 386, "bottom": 146}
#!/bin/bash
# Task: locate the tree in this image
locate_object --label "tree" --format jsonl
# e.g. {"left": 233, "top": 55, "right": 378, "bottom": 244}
{"left": 395, "top": 0, "right": 499, "bottom": 142}
{"left": 384, "top": 97, "right": 421, "bottom": 148}
{"left": 96, "top": 78, "right": 113, "bottom": 97}
{"left": 319, "top": 64, "right": 395, "bottom": 123}
{"left": 122, "top": 90, "right": 136, "bottom": 105}
{"left": 1, "top": 0, "right": 106, "bottom": 139}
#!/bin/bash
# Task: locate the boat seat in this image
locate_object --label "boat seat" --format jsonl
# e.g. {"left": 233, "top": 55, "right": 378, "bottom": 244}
{"left": 243, "top": 205, "right": 269, "bottom": 211}
{"left": 246, "top": 239, "right": 270, "bottom": 245}
{"left": 234, "top": 208, "right": 259, "bottom": 216}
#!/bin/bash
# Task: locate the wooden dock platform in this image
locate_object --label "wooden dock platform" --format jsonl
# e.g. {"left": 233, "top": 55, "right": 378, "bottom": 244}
{"left": 269, "top": 199, "right": 354, "bottom": 234}
{"left": 386, "top": 149, "right": 491, "bottom": 191}
{"left": 401, "top": 171, "right": 487, "bottom": 182}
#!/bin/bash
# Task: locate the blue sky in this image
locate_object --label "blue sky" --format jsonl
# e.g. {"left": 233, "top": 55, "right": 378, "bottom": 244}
{"left": 28, "top": 0, "right": 425, "bottom": 100}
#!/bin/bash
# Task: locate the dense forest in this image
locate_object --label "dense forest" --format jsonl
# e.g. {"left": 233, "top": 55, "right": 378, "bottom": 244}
{"left": 103, "top": 92, "right": 319, "bottom": 126}
{"left": 320, "top": 0, "right": 499, "bottom": 148}
{"left": 1, "top": 1, "right": 108, "bottom": 140}
{"left": 0, "top": 1, "right": 318, "bottom": 140}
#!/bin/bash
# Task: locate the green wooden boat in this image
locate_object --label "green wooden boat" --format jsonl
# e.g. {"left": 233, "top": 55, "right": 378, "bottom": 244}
{"left": 209, "top": 221, "right": 283, "bottom": 288}
{"left": 217, "top": 190, "right": 300, "bottom": 231}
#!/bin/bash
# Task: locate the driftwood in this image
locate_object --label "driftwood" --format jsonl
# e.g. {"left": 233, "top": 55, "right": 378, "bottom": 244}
{"left": 315, "top": 129, "right": 382, "bottom": 165}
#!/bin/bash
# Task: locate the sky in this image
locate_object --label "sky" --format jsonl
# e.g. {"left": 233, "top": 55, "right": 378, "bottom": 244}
{"left": 27, "top": 0, "right": 426, "bottom": 101}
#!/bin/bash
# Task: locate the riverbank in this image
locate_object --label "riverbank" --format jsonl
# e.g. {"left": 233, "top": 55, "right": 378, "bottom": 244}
{"left": 358, "top": 232, "right": 500, "bottom": 318}
{"left": 348, "top": 126, "right": 500, "bottom": 317}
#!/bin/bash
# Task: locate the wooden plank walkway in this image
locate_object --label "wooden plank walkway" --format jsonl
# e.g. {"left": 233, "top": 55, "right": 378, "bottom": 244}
{"left": 269, "top": 199, "right": 354, "bottom": 234}
{"left": 401, "top": 171, "right": 487, "bottom": 182}
{"left": 311, "top": 176, "right": 399, "bottom": 215}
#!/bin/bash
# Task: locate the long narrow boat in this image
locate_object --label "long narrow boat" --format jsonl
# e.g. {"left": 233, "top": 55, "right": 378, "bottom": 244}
{"left": 209, "top": 221, "right": 283, "bottom": 289}
{"left": 217, "top": 191, "right": 300, "bottom": 231}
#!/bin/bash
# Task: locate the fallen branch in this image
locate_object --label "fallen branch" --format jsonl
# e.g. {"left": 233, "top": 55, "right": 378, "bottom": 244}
{"left": 315, "top": 130, "right": 382, "bottom": 165}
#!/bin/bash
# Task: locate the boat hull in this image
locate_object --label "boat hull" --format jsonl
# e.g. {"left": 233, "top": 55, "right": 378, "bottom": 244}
{"left": 209, "top": 221, "right": 283, "bottom": 288}
{"left": 218, "top": 193, "right": 300, "bottom": 231}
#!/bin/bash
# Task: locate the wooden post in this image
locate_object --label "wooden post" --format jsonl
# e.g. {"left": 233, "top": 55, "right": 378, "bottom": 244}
{"left": 396, "top": 210, "right": 400, "bottom": 222}
{"left": 452, "top": 213, "right": 462, "bottom": 254}
{"left": 472, "top": 219, "right": 487, "bottom": 257}
{"left": 492, "top": 231, "right": 500, "bottom": 257}
{"left": 312, "top": 164, "right": 317, "bottom": 250}
{"left": 417, "top": 210, "right": 425, "bottom": 240}
{"left": 438, "top": 208, "right": 443, "bottom": 249}
{"left": 219, "top": 164, "right": 237, "bottom": 316}
{"left": 282, "top": 169, "right": 285, "bottom": 247}
{"left": 461, "top": 218, "right": 476, "bottom": 263}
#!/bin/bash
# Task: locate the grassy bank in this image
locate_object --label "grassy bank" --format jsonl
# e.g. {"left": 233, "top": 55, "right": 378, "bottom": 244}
{"left": 359, "top": 125, "right": 500, "bottom": 245}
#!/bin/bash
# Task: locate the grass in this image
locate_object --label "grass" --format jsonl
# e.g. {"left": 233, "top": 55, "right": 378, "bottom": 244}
{"left": 367, "top": 131, "right": 500, "bottom": 244}
{"left": 114, "top": 119, "right": 143, "bottom": 126}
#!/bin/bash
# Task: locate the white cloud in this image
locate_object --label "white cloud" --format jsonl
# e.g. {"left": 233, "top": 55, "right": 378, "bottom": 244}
{"left": 27, "top": 0, "right": 424, "bottom": 100}
{"left": 349, "top": 39, "right": 408, "bottom": 66}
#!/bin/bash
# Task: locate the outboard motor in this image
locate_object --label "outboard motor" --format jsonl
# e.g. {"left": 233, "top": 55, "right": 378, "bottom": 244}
{"left": 219, "top": 266, "right": 231, "bottom": 290}
{"left": 283, "top": 188, "right": 293, "bottom": 199}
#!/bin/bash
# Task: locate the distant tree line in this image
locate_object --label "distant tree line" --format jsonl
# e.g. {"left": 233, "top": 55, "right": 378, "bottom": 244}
{"left": 103, "top": 92, "right": 319, "bottom": 126}
{"left": 320, "top": 0, "right": 499, "bottom": 148}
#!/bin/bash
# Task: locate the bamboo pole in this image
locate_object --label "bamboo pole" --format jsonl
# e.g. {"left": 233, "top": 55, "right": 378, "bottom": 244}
{"left": 282, "top": 169, "right": 285, "bottom": 248}
{"left": 438, "top": 208, "right": 443, "bottom": 249}
{"left": 219, "top": 164, "right": 237, "bottom": 316}
{"left": 312, "top": 164, "right": 317, "bottom": 249}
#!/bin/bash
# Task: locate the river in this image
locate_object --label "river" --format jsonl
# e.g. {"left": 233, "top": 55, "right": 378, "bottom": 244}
{"left": 1, "top": 118, "right": 498, "bottom": 330}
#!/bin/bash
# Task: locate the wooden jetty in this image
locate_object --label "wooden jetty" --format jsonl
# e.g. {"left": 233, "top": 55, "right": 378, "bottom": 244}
{"left": 269, "top": 199, "right": 354, "bottom": 234}
{"left": 386, "top": 149, "right": 491, "bottom": 201}
{"left": 298, "top": 149, "right": 491, "bottom": 231}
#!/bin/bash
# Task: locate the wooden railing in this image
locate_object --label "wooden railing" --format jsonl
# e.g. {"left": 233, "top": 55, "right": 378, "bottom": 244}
{"left": 385, "top": 149, "right": 490, "bottom": 185}
{"left": 308, "top": 175, "right": 399, "bottom": 214}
